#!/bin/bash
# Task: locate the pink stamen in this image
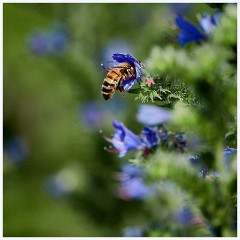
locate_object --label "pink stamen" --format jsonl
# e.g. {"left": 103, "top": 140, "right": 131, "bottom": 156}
{"left": 104, "top": 147, "right": 121, "bottom": 153}
{"left": 102, "top": 134, "right": 124, "bottom": 146}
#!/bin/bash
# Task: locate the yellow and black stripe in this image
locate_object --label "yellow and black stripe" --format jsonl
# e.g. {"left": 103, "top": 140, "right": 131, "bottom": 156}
{"left": 101, "top": 70, "right": 122, "bottom": 100}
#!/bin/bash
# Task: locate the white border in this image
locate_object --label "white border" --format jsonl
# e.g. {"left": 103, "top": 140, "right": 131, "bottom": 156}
{"left": 1, "top": 1, "right": 3, "bottom": 239}
{"left": 1, "top": 1, "right": 239, "bottom": 239}
{"left": 1, "top": 0, "right": 239, "bottom": 3}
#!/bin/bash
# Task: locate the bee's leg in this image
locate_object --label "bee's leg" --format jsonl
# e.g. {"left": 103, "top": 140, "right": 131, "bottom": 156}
{"left": 101, "top": 63, "right": 109, "bottom": 72}
{"left": 117, "top": 78, "right": 125, "bottom": 96}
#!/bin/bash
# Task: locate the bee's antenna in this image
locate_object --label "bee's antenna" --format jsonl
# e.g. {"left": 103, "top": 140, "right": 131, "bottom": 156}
{"left": 101, "top": 63, "right": 109, "bottom": 72}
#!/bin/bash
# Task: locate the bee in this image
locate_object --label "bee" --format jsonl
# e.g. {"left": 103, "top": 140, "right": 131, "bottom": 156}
{"left": 101, "top": 62, "right": 136, "bottom": 100}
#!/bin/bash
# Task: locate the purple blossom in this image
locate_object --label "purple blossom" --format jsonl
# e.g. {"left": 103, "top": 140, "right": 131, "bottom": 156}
{"left": 137, "top": 104, "right": 172, "bottom": 126}
{"left": 103, "top": 120, "right": 161, "bottom": 157}
{"left": 141, "top": 127, "right": 159, "bottom": 148}
{"left": 80, "top": 98, "right": 126, "bottom": 130}
{"left": 175, "top": 207, "right": 194, "bottom": 226}
{"left": 119, "top": 177, "right": 155, "bottom": 200}
{"left": 28, "top": 24, "right": 69, "bottom": 56}
{"left": 5, "top": 137, "right": 29, "bottom": 164}
{"left": 104, "top": 120, "right": 142, "bottom": 158}
{"left": 199, "top": 11, "right": 221, "bottom": 35}
{"left": 175, "top": 11, "right": 221, "bottom": 46}
{"left": 123, "top": 227, "right": 143, "bottom": 237}
{"left": 158, "top": 126, "right": 171, "bottom": 144}
{"left": 223, "top": 147, "right": 237, "bottom": 168}
{"left": 121, "top": 163, "right": 144, "bottom": 179}
{"left": 117, "top": 163, "right": 155, "bottom": 200}
{"left": 112, "top": 53, "right": 143, "bottom": 91}
{"left": 175, "top": 16, "right": 207, "bottom": 46}
{"left": 80, "top": 101, "right": 105, "bottom": 129}
{"left": 189, "top": 147, "right": 237, "bottom": 179}
{"left": 47, "top": 26, "right": 69, "bottom": 54}
{"left": 29, "top": 32, "right": 50, "bottom": 55}
{"left": 175, "top": 206, "right": 208, "bottom": 230}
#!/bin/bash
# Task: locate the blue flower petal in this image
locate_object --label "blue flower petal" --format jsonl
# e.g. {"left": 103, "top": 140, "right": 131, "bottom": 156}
{"left": 175, "top": 16, "right": 207, "bottom": 46}
{"left": 28, "top": 24, "right": 69, "bottom": 56}
{"left": 211, "top": 11, "right": 221, "bottom": 26}
{"left": 118, "top": 163, "right": 157, "bottom": 200}
{"left": 141, "top": 127, "right": 159, "bottom": 148}
{"left": 123, "top": 227, "right": 143, "bottom": 237}
{"left": 5, "top": 137, "right": 29, "bottom": 164}
{"left": 120, "top": 177, "right": 154, "bottom": 200}
{"left": 137, "top": 104, "right": 172, "bottom": 125}
{"left": 112, "top": 53, "right": 142, "bottom": 91}
{"left": 110, "top": 120, "right": 142, "bottom": 157}
{"left": 121, "top": 163, "right": 144, "bottom": 178}
{"left": 122, "top": 78, "right": 139, "bottom": 91}
{"left": 199, "top": 11, "right": 221, "bottom": 34}
{"left": 223, "top": 147, "right": 237, "bottom": 168}
{"left": 175, "top": 207, "right": 194, "bottom": 226}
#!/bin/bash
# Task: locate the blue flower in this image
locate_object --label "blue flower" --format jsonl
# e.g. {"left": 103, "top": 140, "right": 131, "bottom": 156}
{"left": 123, "top": 227, "right": 144, "bottom": 237}
{"left": 119, "top": 177, "right": 155, "bottom": 200}
{"left": 47, "top": 26, "right": 69, "bottom": 54}
{"left": 112, "top": 53, "right": 143, "bottom": 91}
{"left": 29, "top": 32, "right": 50, "bottom": 56}
{"left": 199, "top": 11, "right": 221, "bottom": 35}
{"left": 80, "top": 98, "right": 127, "bottom": 130}
{"left": 175, "top": 207, "right": 194, "bottom": 226}
{"left": 5, "top": 137, "right": 29, "bottom": 164}
{"left": 117, "top": 163, "right": 155, "bottom": 200}
{"left": 175, "top": 16, "right": 207, "bottom": 46}
{"left": 136, "top": 104, "right": 172, "bottom": 126}
{"left": 28, "top": 24, "right": 69, "bottom": 56}
{"left": 189, "top": 147, "right": 237, "bottom": 179}
{"left": 121, "top": 163, "right": 144, "bottom": 179}
{"left": 223, "top": 147, "right": 237, "bottom": 168}
{"left": 141, "top": 127, "right": 159, "bottom": 148}
{"left": 104, "top": 120, "right": 143, "bottom": 158}
{"left": 158, "top": 126, "right": 170, "bottom": 143}
{"left": 80, "top": 101, "right": 105, "bottom": 129}
{"left": 175, "top": 11, "right": 221, "bottom": 46}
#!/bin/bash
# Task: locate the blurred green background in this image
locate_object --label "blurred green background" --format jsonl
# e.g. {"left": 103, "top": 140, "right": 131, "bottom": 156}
{"left": 3, "top": 3, "right": 214, "bottom": 237}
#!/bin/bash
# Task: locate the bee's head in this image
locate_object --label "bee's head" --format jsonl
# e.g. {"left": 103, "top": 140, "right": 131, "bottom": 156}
{"left": 125, "top": 65, "right": 135, "bottom": 78}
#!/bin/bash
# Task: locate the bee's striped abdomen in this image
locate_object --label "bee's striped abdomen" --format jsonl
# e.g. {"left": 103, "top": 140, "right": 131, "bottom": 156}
{"left": 101, "top": 62, "right": 135, "bottom": 100}
{"left": 101, "top": 70, "right": 121, "bottom": 100}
